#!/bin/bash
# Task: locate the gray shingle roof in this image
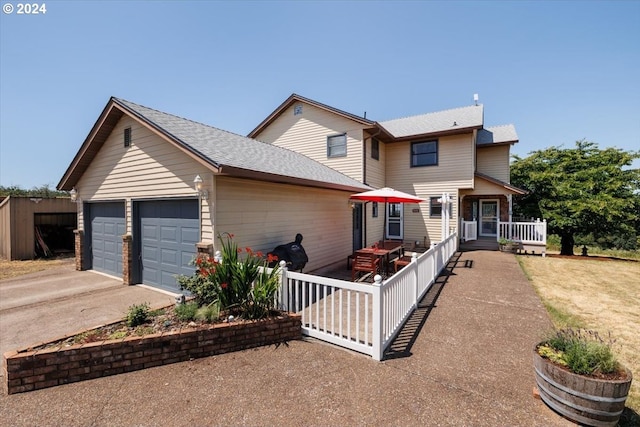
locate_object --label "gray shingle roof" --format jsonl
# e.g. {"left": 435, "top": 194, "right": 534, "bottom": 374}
{"left": 114, "top": 98, "right": 370, "bottom": 192}
{"left": 476, "top": 125, "right": 519, "bottom": 145}
{"left": 379, "top": 105, "right": 484, "bottom": 138}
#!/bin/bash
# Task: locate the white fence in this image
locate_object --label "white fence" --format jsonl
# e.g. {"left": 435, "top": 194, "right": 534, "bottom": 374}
{"left": 498, "top": 219, "right": 547, "bottom": 245}
{"left": 276, "top": 232, "right": 458, "bottom": 361}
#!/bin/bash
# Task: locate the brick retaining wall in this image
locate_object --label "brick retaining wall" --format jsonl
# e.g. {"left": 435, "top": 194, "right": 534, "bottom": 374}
{"left": 3, "top": 314, "right": 301, "bottom": 394}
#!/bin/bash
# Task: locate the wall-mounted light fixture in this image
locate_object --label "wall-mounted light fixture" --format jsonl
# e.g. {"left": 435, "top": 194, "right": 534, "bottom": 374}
{"left": 70, "top": 187, "right": 78, "bottom": 203}
{"left": 348, "top": 200, "right": 356, "bottom": 209}
{"left": 194, "top": 175, "right": 208, "bottom": 200}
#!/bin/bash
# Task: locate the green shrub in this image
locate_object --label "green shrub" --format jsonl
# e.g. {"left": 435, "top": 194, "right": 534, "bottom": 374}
{"left": 126, "top": 302, "right": 150, "bottom": 327}
{"left": 174, "top": 301, "right": 199, "bottom": 321}
{"left": 177, "top": 232, "right": 281, "bottom": 320}
{"left": 195, "top": 302, "right": 220, "bottom": 323}
{"left": 540, "top": 328, "right": 619, "bottom": 375}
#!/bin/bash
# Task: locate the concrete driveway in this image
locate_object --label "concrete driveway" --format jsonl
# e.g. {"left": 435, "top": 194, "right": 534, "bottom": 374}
{"left": 0, "top": 259, "right": 176, "bottom": 358}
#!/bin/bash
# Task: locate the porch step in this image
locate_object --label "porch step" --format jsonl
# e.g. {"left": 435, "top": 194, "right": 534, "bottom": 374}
{"left": 460, "top": 239, "right": 499, "bottom": 251}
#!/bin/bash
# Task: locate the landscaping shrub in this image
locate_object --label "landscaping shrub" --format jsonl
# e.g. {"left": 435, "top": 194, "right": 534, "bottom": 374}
{"left": 539, "top": 328, "right": 619, "bottom": 375}
{"left": 174, "top": 301, "right": 199, "bottom": 321}
{"left": 126, "top": 302, "right": 150, "bottom": 327}
{"left": 177, "top": 233, "right": 281, "bottom": 320}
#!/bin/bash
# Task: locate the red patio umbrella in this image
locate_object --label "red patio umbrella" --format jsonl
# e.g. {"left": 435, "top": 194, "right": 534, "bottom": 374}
{"left": 350, "top": 187, "right": 425, "bottom": 242}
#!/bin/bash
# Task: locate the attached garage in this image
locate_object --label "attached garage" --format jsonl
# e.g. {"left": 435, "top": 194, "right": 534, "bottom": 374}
{"left": 87, "top": 202, "right": 125, "bottom": 277}
{"left": 134, "top": 199, "right": 199, "bottom": 292}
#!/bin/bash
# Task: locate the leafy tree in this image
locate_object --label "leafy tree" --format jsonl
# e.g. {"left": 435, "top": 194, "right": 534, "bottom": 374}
{"left": 0, "top": 184, "right": 69, "bottom": 200}
{"left": 511, "top": 140, "right": 640, "bottom": 255}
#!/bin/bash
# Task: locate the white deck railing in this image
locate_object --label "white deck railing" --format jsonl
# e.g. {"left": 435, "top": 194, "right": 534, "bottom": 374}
{"left": 276, "top": 231, "right": 458, "bottom": 360}
{"left": 498, "top": 219, "right": 547, "bottom": 245}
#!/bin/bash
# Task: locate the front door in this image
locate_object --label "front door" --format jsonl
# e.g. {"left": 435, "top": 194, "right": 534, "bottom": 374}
{"left": 480, "top": 200, "right": 498, "bottom": 237}
{"left": 386, "top": 203, "right": 403, "bottom": 240}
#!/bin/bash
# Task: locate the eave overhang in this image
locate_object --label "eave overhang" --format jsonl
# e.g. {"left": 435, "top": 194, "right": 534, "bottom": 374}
{"left": 475, "top": 172, "right": 527, "bottom": 195}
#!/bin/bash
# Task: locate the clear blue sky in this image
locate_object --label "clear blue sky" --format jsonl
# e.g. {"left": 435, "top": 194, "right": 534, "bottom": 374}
{"left": 1, "top": 0, "right": 638, "bottom": 189}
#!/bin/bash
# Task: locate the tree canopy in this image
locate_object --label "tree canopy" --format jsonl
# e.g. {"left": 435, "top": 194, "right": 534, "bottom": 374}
{"left": 0, "top": 184, "right": 69, "bottom": 200}
{"left": 511, "top": 140, "right": 640, "bottom": 255}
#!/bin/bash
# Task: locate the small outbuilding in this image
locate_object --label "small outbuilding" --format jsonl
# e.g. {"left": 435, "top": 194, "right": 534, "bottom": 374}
{"left": 0, "top": 196, "right": 77, "bottom": 260}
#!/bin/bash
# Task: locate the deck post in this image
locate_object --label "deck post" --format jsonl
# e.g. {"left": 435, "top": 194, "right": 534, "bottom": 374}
{"left": 412, "top": 253, "right": 419, "bottom": 308}
{"left": 278, "top": 260, "right": 289, "bottom": 312}
{"left": 371, "top": 274, "right": 383, "bottom": 361}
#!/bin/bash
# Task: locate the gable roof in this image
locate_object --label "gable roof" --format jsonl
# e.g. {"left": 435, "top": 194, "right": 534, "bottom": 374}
{"left": 475, "top": 172, "right": 526, "bottom": 195}
{"left": 58, "top": 97, "right": 371, "bottom": 193}
{"left": 477, "top": 124, "right": 518, "bottom": 146}
{"left": 248, "top": 93, "right": 376, "bottom": 139}
{"left": 377, "top": 105, "right": 484, "bottom": 139}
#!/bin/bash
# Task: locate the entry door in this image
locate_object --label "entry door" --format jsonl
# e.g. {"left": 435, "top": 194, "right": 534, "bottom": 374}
{"left": 352, "top": 203, "right": 363, "bottom": 252}
{"left": 386, "top": 203, "right": 403, "bottom": 240}
{"left": 480, "top": 200, "right": 498, "bottom": 237}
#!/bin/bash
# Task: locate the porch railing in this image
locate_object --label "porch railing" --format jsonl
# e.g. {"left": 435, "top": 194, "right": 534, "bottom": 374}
{"left": 276, "top": 231, "right": 458, "bottom": 361}
{"left": 498, "top": 219, "right": 547, "bottom": 245}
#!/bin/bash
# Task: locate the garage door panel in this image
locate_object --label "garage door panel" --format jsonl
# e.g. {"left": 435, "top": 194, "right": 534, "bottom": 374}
{"left": 138, "top": 200, "right": 199, "bottom": 292}
{"left": 89, "top": 203, "right": 125, "bottom": 277}
{"left": 160, "top": 226, "right": 178, "bottom": 242}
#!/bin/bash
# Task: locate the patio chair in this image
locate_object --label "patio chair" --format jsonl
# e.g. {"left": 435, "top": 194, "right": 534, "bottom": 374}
{"left": 351, "top": 252, "right": 380, "bottom": 282}
{"left": 394, "top": 255, "right": 413, "bottom": 272}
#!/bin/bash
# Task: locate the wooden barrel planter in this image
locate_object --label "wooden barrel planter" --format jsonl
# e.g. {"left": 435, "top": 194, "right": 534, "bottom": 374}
{"left": 533, "top": 348, "right": 632, "bottom": 426}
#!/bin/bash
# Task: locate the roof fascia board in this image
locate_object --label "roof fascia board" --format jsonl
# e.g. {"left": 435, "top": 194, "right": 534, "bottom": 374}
{"left": 219, "top": 165, "right": 371, "bottom": 193}
{"left": 474, "top": 172, "right": 527, "bottom": 195}
{"left": 384, "top": 125, "right": 482, "bottom": 142}
{"left": 477, "top": 140, "right": 518, "bottom": 148}
{"left": 248, "top": 93, "right": 375, "bottom": 138}
{"left": 57, "top": 100, "right": 123, "bottom": 190}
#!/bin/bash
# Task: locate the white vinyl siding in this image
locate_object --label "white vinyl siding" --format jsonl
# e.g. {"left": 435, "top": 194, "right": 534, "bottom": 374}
{"left": 476, "top": 145, "right": 510, "bottom": 182}
{"left": 75, "top": 115, "right": 213, "bottom": 242}
{"left": 253, "top": 102, "right": 364, "bottom": 182}
{"left": 215, "top": 177, "right": 353, "bottom": 272}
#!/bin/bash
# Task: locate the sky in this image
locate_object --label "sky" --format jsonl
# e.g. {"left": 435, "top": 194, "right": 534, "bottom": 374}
{"left": 1, "top": 0, "right": 639, "bottom": 189}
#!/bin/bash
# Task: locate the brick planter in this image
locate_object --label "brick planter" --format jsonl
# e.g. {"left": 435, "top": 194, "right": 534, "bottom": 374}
{"left": 3, "top": 314, "right": 301, "bottom": 394}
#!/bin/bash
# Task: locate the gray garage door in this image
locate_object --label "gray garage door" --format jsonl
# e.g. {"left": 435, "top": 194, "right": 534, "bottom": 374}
{"left": 89, "top": 202, "right": 125, "bottom": 277}
{"left": 138, "top": 200, "right": 199, "bottom": 292}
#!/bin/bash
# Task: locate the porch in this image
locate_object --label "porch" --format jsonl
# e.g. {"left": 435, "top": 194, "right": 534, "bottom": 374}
{"left": 275, "top": 232, "right": 459, "bottom": 360}
{"left": 460, "top": 219, "right": 547, "bottom": 256}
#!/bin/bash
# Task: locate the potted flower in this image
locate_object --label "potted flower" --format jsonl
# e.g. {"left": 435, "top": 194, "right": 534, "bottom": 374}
{"left": 534, "top": 328, "right": 633, "bottom": 426}
{"left": 498, "top": 237, "right": 517, "bottom": 253}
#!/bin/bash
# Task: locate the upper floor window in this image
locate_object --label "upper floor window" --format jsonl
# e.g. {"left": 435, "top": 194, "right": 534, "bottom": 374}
{"left": 411, "top": 140, "right": 438, "bottom": 167}
{"left": 327, "top": 133, "right": 347, "bottom": 158}
{"left": 371, "top": 138, "right": 379, "bottom": 160}
{"left": 124, "top": 127, "right": 131, "bottom": 148}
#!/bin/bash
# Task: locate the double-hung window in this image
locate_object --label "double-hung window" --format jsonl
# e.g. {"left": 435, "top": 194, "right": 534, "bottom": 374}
{"left": 327, "top": 133, "right": 347, "bottom": 158}
{"left": 411, "top": 140, "right": 438, "bottom": 167}
{"left": 430, "top": 196, "right": 452, "bottom": 218}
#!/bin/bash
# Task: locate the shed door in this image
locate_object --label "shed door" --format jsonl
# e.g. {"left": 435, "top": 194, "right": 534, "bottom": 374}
{"left": 89, "top": 202, "right": 125, "bottom": 277}
{"left": 137, "top": 200, "right": 199, "bottom": 292}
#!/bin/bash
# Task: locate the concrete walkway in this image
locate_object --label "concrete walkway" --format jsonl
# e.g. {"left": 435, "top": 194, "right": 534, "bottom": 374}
{"left": 0, "top": 251, "right": 572, "bottom": 426}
